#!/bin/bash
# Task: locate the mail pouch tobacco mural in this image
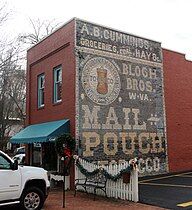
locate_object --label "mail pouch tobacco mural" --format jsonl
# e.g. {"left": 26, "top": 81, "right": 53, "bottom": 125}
{"left": 75, "top": 19, "right": 168, "bottom": 176}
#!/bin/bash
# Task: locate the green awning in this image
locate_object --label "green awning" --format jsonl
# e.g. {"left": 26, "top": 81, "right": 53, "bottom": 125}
{"left": 10, "top": 119, "right": 70, "bottom": 144}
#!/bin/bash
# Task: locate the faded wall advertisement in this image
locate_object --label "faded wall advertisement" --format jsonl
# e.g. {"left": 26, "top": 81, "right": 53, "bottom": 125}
{"left": 75, "top": 19, "right": 168, "bottom": 176}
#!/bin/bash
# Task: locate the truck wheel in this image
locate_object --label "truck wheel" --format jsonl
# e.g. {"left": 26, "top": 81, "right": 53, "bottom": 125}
{"left": 20, "top": 186, "right": 45, "bottom": 210}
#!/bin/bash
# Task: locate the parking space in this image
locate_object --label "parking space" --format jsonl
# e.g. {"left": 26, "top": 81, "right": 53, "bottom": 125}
{"left": 139, "top": 171, "right": 192, "bottom": 209}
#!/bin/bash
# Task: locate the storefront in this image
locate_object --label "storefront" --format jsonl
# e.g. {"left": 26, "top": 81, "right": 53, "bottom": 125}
{"left": 11, "top": 119, "right": 70, "bottom": 170}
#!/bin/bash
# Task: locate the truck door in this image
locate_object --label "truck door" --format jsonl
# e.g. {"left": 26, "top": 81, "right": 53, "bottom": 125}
{"left": 0, "top": 153, "right": 21, "bottom": 201}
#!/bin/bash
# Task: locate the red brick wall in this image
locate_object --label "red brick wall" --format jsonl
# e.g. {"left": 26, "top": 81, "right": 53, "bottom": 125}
{"left": 26, "top": 19, "right": 76, "bottom": 136}
{"left": 163, "top": 49, "right": 192, "bottom": 172}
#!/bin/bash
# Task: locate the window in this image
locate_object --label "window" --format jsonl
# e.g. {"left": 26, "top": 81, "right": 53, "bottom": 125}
{"left": 37, "top": 74, "right": 45, "bottom": 108}
{"left": 33, "top": 143, "right": 42, "bottom": 167}
{"left": 53, "top": 66, "right": 62, "bottom": 103}
{"left": 0, "top": 155, "right": 11, "bottom": 169}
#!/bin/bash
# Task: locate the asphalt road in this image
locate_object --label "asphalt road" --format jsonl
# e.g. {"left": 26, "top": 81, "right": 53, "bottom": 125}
{"left": 139, "top": 171, "right": 192, "bottom": 210}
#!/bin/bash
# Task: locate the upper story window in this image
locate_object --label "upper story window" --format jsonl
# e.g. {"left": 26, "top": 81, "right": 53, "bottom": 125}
{"left": 53, "top": 66, "right": 62, "bottom": 103}
{"left": 37, "top": 74, "right": 45, "bottom": 108}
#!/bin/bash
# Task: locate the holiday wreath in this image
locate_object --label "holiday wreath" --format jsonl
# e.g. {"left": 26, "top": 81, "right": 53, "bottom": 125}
{"left": 55, "top": 134, "right": 76, "bottom": 175}
{"left": 55, "top": 134, "right": 76, "bottom": 157}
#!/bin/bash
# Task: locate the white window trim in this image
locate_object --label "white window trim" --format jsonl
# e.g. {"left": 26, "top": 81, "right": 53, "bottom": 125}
{"left": 53, "top": 66, "right": 62, "bottom": 103}
{"left": 37, "top": 74, "right": 45, "bottom": 108}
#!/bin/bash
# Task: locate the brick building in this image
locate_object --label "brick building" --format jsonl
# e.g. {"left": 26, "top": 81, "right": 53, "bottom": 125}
{"left": 11, "top": 18, "right": 192, "bottom": 178}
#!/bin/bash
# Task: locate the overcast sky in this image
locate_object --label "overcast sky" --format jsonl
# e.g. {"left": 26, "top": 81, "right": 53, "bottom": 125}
{"left": 4, "top": 0, "right": 192, "bottom": 60}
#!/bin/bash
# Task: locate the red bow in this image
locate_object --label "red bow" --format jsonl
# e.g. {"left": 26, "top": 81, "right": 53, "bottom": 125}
{"left": 64, "top": 147, "right": 72, "bottom": 158}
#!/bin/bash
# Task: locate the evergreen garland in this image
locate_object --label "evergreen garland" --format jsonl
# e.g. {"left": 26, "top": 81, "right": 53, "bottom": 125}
{"left": 75, "top": 159, "right": 133, "bottom": 182}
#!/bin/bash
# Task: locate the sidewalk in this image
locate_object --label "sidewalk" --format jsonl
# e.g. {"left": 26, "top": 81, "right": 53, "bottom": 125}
{"left": 44, "top": 189, "right": 167, "bottom": 210}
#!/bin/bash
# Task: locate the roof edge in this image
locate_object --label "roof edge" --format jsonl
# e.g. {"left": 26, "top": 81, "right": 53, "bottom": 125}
{"left": 27, "top": 17, "right": 76, "bottom": 52}
{"left": 75, "top": 17, "right": 162, "bottom": 44}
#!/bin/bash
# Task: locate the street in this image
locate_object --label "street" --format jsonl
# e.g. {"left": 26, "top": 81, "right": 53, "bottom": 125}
{"left": 139, "top": 171, "right": 192, "bottom": 209}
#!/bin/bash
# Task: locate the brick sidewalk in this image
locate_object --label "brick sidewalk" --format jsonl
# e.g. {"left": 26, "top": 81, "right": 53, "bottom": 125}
{"left": 43, "top": 189, "right": 167, "bottom": 210}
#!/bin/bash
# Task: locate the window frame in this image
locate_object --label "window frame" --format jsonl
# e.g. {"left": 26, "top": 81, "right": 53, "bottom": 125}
{"left": 0, "top": 154, "right": 12, "bottom": 170}
{"left": 53, "top": 66, "right": 62, "bottom": 104}
{"left": 37, "top": 73, "right": 45, "bottom": 108}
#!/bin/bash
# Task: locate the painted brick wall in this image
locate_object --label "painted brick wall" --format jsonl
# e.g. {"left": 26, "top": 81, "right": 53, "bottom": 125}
{"left": 26, "top": 19, "right": 76, "bottom": 136}
{"left": 163, "top": 49, "right": 192, "bottom": 173}
{"left": 75, "top": 19, "right": 168, "bottom": 177}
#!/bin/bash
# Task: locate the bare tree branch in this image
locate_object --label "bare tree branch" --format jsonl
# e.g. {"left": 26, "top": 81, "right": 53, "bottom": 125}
{"left": 0, "top": 3, "right": 9, "bottom": 27}
{"left": 0, "top": 5, "right": 25, "bottom": 150}
{"left": 19, "top": 18, "right": 61, "bottom": 45}
{"left": 0, "top": 13, "right": 60, "bottom": 150}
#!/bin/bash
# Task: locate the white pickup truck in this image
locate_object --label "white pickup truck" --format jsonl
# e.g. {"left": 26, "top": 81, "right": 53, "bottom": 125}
{"left": 0, "top": 150, "right": 50, "bottom": 210}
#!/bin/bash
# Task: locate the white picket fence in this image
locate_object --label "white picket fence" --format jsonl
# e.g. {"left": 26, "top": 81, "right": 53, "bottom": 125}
{"left": 75, "top": 158, "right": 138, "bottom": 202}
